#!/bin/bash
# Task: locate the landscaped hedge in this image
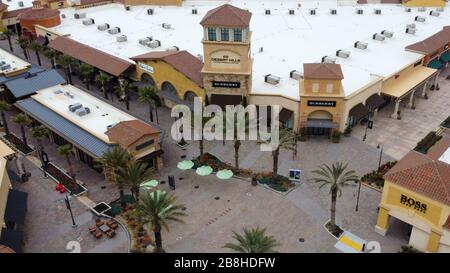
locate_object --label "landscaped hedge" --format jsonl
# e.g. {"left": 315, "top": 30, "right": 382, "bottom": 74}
{"left": 441, "top": 116, "right": 450, "bottom": 129}
{"left": 414, "top": 131, "right": 442, "bottom": 154}
{"left": 3, "top": 133, "right": 34, "bottom": 155}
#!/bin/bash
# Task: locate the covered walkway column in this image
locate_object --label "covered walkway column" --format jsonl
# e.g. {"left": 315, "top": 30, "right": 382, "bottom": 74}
{"left": 431, "top": 73, "right": 440, "bottom": 90}
{"left": 421, "top": 81, "right": 428, "bottom": 99}
{"left": 407, "top": 89, "right": 416, "bottom": 109}
{"left": 375, "top": 205, "right": 391, "bottom": 236}
{"left": 391, "top": 99, "right": 402, "bottom": 119}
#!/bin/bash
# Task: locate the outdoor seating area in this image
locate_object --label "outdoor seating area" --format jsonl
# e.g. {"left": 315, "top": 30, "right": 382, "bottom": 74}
{"left": 89, "top": 219, "right": 119, "bottom": 239}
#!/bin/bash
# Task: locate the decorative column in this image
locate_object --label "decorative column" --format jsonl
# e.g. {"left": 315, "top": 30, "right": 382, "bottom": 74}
{"left": 407, "top": 90, "right": 416, "bottom": 109}
{"left": 375, "top": 205, "right": 391, "bottom": 236}
{"left": 435, "top": 73, "right": 440, "bottom": 91}
{"left": 426, "top": 229, "right": 442, "bottom": 253}
{"left": 391, "top": 99, "right": 401, "bottom": 119}
{"left": 422, "top": 81, "right": 428, "bottom": 99}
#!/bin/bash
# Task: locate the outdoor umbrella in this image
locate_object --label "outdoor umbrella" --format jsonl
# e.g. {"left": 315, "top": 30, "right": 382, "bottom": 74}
{"left": 216, "top": 169, "right": 233, "bottom": 180}
{"left": 196, "top": 165, "right": 213, "bottom": 176}
{"left": 140, "top": 179, "right": 158, "bottom": 190}
{"left": 177, "top": 160, "right": 194, "bottom": 170}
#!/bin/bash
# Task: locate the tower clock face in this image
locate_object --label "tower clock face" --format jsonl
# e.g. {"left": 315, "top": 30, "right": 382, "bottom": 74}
{"left": 210, "top": 50, "right": 241, "bottom": 69}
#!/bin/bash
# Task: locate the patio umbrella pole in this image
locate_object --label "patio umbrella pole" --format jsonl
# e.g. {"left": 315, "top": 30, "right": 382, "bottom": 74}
{"left": 65, "top": 192, "right": 77, "bottom": 228}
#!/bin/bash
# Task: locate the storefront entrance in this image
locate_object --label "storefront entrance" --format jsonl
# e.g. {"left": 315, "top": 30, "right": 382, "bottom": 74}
{"left": 308, "top": 126, "right": 331, "bottom": 136}
{"left": 305, "top": 110, "right": 336, "bottom": 137}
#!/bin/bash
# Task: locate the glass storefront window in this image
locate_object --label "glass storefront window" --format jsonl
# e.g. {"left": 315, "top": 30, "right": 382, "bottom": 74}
{"left": 208, "top": 28, "right": 216, "bottom": 41}
{"left": 221, "top": 28, "right": 229, "bottom": 41}
{"left": 233, "top": 28, "right": 242, "bottom": 42}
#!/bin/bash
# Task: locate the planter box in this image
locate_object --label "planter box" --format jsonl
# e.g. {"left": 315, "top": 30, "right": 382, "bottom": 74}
{"left": 3, "top": 133, "right": 34, "bottom": 155}
{"left": 45, "top": 162, "right": 87, "bottom": 196}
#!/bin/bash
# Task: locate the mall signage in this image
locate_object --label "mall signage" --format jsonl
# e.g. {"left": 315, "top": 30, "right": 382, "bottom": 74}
{"left": 400, "top": 194, "right": 427, "bottom": 213}
{"left": 212, "top": 81, "right": 241, "bottom": 88}
{"left": 139, "top": 62, "right": 154, "bottom": 74}
{"left": 307, "top": 100, "right": 336, "bottom": 107}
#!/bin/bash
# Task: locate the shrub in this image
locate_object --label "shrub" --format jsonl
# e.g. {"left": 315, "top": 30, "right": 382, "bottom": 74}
{"left": 414, "top": 131, "right": 442, "bottom": 154}
{"left": 331, "top": 130, "right": 341, "bottom": 143}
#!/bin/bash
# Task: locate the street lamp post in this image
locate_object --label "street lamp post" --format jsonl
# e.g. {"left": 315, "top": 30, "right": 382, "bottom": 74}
{"left": 362, "top": 108, "right": 374, "bottom": 142}
{"left": 355, "top": 180, "right": 362, "bottom": 212}
{"left": 65, "top": 192, "right": 77, "bottom": 228}
{"left": 377, "top": 144, "right": 384, "bottom": 172}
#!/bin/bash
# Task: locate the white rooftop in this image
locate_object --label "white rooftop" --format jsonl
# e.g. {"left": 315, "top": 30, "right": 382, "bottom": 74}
{"left": 4, "top": 0, "right": 34, "bottom": 11}
{"left": 50, "top": 0, "right": 450, "bottom": 100}
{"left": 439, "top": 146, "right": 450, "bottom": 165}
{"left": 32, "top": 84, "right": 138, "bottom": 143}
{"left": 0, "top": 47, "right": 30, "bottom": 74}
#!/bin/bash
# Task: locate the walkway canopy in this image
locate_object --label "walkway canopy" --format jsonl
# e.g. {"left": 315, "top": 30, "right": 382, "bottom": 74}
{"left": 305, "top": 120, "right": 338, "bottom": 128}
{"left": 5, "top": 70, "right": 65, "bottom": 99}
{"left": 381, "top": 66, "right": 437, "bottom": 98}
{"left": 428, "top": 58, "right": 444, "bottom": 70}
{"left": 440, "top": 51, "right": 450, "bottom": 63}
{"left": 48, "top": 37, "right": 134, "bottom": 77}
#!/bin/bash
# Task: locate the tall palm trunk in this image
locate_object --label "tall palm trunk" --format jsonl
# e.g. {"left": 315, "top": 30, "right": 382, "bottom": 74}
{"left": 153, "top": 223, "right": 163, "bottom": 253}
{"left": 199, "top": 138, "right": 204, "bottom": 157}
{"left": 85, "top": 78, "right": 90, "bottom": 90}
{"left": 20, "top": 125, "right": 27, "bottom": 146}
{"left": 149, "top": 105, "right": 154, "bottom": 122}
{"left": 154, "top": 106, "right": 159, "bottom": 124}
{"left": 102, "top": 86, "right": 108, "bottom": 99}
{"left": 51, "top": 57, "right": 56, "bottom": 69}
{"left": 35, "top": 51, "right": 41, "bottom": 66}
{"left": 7, "top": 37, "right": 13, "bottom": 52}
{"left": 118, "top": 183, "right": 126, "bottom": 208}
{"left": 65, "top": 155, "right": 76, "bottom": 180}
{"left": 234, "top": 139, "right": 240, "bottom": 169}
{"left": 1, "top": 111, "right": 9, "bottom": 135}
{"left": 21, "top": 47, "right": 28, "bottom": 60}
{"left": 272, "top": 148, "right": 279, "bottom": 183}
{"left": 132, "top": 186, "right": 140, "bottom": 202}
{"left": 330, "top": 190, "right": 337, "bottom": 228}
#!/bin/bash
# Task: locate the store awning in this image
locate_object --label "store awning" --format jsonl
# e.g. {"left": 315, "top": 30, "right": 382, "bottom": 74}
{"left": 440, "top": 51, "right": 450, "bottom": 63}
{"left": 366, "top": 94, "right": 385, "bottom": 110}
{"left": 4, "top": 189, "right": 28, "bottom": 225}
{"left": 210, "top": 94, "right": 242, "bottom": 109}
{"left": 381, "top": 66, "right": 437, "bottom": 98}
{"left": 349, "top": 103, "right": 369, "bottom": 121}
{"left": 305, "top": 119, "right": 338, "bottom": 128}
{"left": 279, "top": 108, "right": 293, "bottom": 123}
{"left": 0, "top": 228, "right": 23, "bottom": 253}
{"left": 427, "top": 58, "right": 444, "bottom": 69}
{"left": 5, "top": 70, "right": 66, "bottom": 99}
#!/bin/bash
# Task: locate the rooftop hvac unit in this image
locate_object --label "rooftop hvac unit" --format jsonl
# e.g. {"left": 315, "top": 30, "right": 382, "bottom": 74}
{"left": 372, "top": 33, "right": 385, "bottom": 41}
{"left": 354, "top": 41, "right": 368, "bottom": 50}
{"left": 418, "top": 7, "right": 426, "bottom": 12}
{"left": 18, "top": 1, "right": 23, "bottom": 7}
{"left": 192, "top": 9, "right": 197, "bottom": 14}
{"left": 374, "top": 9, "right": 381, "bottom": 15}
{"left": 74, "top": 13, "right": 86, "bottom": 19}
{"left": 330, "top": 9, "right": 337, "bottom": 15}
{"left": 356, "top": 9, "right": 363, "bottom": 15}
{"left": 322, "top": 56, "right": 336, "bottom": 64}
{"left": 97, "top": 23, "right": 110, "bottom": 31}
{"left": 162, "top": 23, "right": 171, "bottom": 29}
{"left": 147, "top": 40, "right": 161, "bottom": 48}
{"left": 336, "top": 49, "right": 350, "bottom": 58}
{"left": 116, "top": 35, "right": 127, "bottom": 42}
{"left": 405, "top": 8, "right": 411, "bottom": 12}
{"left": 310, "top": 9, "right": 316, "bottom": 15}
{"left": 82, "top": 18, "right": 95, "bottom": 25}
{"left": 75, "top": 107, "right": 88, "bottom": 117}
{"left": 436, "top": 7, "right": 444, "bottom": 12}
{"left": 406, "top": 27, "right": 416, "bottom": 35}
{"left": 415, "top": 16, "right": 426, "bottom": 22}
{"left": 290, "top": 70, "right": 303, "bottom": 80}
{"left": 429, "top": 11, "right": 440, "bottom": 17}
{"left": 61, "top": 14, "right": 66, "bottom": 19}
{"left": 69, "top": 103, "right": 83, "bottom": 112}
{"left": 265, "top": 9, "right": 271, "bottom": 15}
{"left": 381, "top": 30, "right": 394, "bottom": 38}
{"left": 53, "top": 90, "right": 63, "bottom": 95}
{"left": 265, "top": 74, "right": 280, "bottom": 85}
{"left": 147, "top": 8, "right": 154, "bottom": 15}
{"left": 196, "top": 54, "right": 203, "bottom": 61}
{"left": 289, "top": 9, "right": 295, "bottom": 15}
{"left": 166, "top": 46, "right": 179, "bottom": 51}
{"left": 0, "top": 64, "right": 11, "bottom": 71}
{"left": 125, "top": 5, "right": 131, "bottom": 11}
{"left": 406, "top": 23, "right": 416, "bottom": 29}
{"left": 108, "top": 27, "right": 121, "bottom": 34}
{"left": 139, "top": 37, "right": 153, "bottom": 45}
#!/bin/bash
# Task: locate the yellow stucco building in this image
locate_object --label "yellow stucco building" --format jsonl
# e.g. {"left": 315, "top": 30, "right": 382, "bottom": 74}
{"left": 404, "top": 0, "right": 446, "bottom": 7}
{"left": 376, "top": 136, "right": 450, "bottom": 253}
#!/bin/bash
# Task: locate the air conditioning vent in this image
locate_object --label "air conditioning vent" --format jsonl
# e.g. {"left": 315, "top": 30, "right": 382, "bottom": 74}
{"left": 53, "top": 90, "right": 63, "bottom": 95}
{"left": 322, "top": 56, "right": 336, "bottom": 64}
{"left": 125, "top": 5, "right": 131, "bottom": 11}
{"left": 290, "top": 70, "right": 303, "bottom": 80}
{"left": 18, "top": 1, "right": 23, "bottom": 7}
{"left": 139, "top": 37, "right": 153, "bottom": 45}
{"left": 356, "top": 8, "right": 363, "bottom": 15}
{"left": 418, "top": 7, "right": 426, "bottom": 12}
{"left": 429, "top": 11, "right": 440, "bottom": 17}
{"left": 289, "top": 9, "right": 295, "bottom": 15}
{"left": 97, "top": 23, "right": 110, "bottom": 31}
{"left": 69, "top": 103, "right": 82, "bottom": 112}
{"left": 147, "top": 40, "right": 161, "bottom": 48}
{"left": 381, "top": 30, "right": 394, "bottom": 38}
{"left": 374, "top": 9, "right": 381, "bottom": 15}
{"left": 192, "top": 9, "right": 197, "bottom": 14}
{"left": 265, "top": 9, "right": 271, "bottom": 15}
{"left": 74, "top": 13, "right": 86, "bottom": 19}
{"left": 354, "top": 41, "right": 368, "bottom": 50}
{"left": 415, "top": 16, "right": 426, "bottom": 22}
{"left": 108, "top": 27, "right": 121, "bottom": 34}
{"left": 65, "top": 91, "right": 74, "bottom": 99}
{"left": 265, "top": 74, "right": 280, "bottom": 85}
{"left": 82, "top": 18, "right": 95, "bottom": 25}
{"left": 372, "top": 33, "right": 385, "bottom": 41}
{"left": 336, "top": 50, "right": 350, "bottom": 58}
{"left": 75, "top": 107, "right": 88, "bottom": 117}
{"left": 166, "top": 46, "right": 179, "bottom": 51}
{"left": 162, "top": 23, "right": 171, "bottom": 29}
{"left": 310, "top": 9, "right": 316, "bottom": 15}
{"left": 196, "top": 54, "right": 203, "bottom": 61}
{"left": 405, "top": 8, "right": 411, "bottom": 12}
{"left": 436, "top": 7, "right": 444, "bottom": 12}
{"left": 406, "top": 27, "right": 416, "bottom": 35}
{"left": 0, "top": 64, "right": 11, "bottom": 71}
{"left": 147, "top": 8, "right": 154, "bottom": 15}
{"left": 116, "top": 35, "right": 127, "bottom": 42}
{"left": 406, "top": 23, "right": 416, "bottom": 29}
{"left": 61, "top": 14, "right": 66, "bottom": 19}
{"left": 330, "top": 9, "right": 337, "bottom": 15}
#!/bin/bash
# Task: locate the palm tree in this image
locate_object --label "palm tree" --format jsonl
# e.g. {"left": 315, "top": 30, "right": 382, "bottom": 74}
{"left": 16, "top": 36, "right": 29, "bottom": 60}
{"left": 224, "top": 227, "right": 280, "bottom": 253}
{"left": 115, "top": 80, "right": 133, "bottom": 110}
{"left": 0, "top": 100, "right": 11, "bottom": 135}
{"left": 57, "top": 144, "right": 77, "bottom": 180}
{"left": 190, "top": 113, "right": 211, "bottom": 158}
{"left": 138, "top": 86, "right": 159, "bottom": 123}
{"left": 117, "top": 160, "right": 152, "bottom": 202}
{"left": 77, "top": 63, "right": 94, "bottom": 90}
{"left": 95, "top": 72, "right": 112, "bottom": 99}
{"left": 259, "top": 128, "right": 296, "bottom": 183}
{"left": 135, "top": 190, "right": 186, "bottom": 252}
{"left": 100, "top": 146, "right": 131, "bottom": 208}
{"left": 57, "top": 55, "right": 74, "bottom": 84}
{"left": 31, "top": 125, "right": 49, "bottom": 156}
{"left": 29, "top": 41, "right": 42, "bottom": 66}
{"left": 311, "top": 162, "right": 359, "bottom": 231}
{"left": 44, "top": 48, "right": 58, "bottom": 69}
{"left": 223, "top": 113, "right": 254, "bottom": 170}
{"left": 3, "top": 29, "right": 14, "bottom": 52}
{"left": 12, "top": 113, "right": 31, "bottom": 146}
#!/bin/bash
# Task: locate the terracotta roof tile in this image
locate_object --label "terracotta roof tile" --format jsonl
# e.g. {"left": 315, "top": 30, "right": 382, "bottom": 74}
{"left": 0, "top": 244, "right": 15, "bottom": 253}
{"left": 106, "top": 120, "right": 159, "bottom": 147}
{"left": 2, "top": 7, "right": 32, "bottom": 19}
{"left": 303, "top": 63, "right": 344, "bottom": 80}
{"left": 405, "top": 26, "right": 450, "bottom": 55}
{"left": 200, "top": 4, "right": 252, "bottom": 27}
{"left": 444, "top": 215, "right": 450, "bottom": 230}
{"left": 18, "top": 8, "right": 60, "bottom": 20}
{"left": 48, "top": 37, "right": 133, "bottom": 77}
{"left": 384, "top": 137, "right": 450, "bottom": 205}
{"left": 131, "top": 50, "right": 203, "bottom": 87}
{"left": 0, "top": 3, "right": 8, "bottom": 12}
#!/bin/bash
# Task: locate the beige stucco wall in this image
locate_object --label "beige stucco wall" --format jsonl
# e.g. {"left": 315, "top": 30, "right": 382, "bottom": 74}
{"left": 35, "top": 25, "right": 66, "bottom": 40}
{"left": 0, "top": 158, "right": 11, "bottom": 238}
{"left": 129, "top": 133, "right": 161, "bottom": 160}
